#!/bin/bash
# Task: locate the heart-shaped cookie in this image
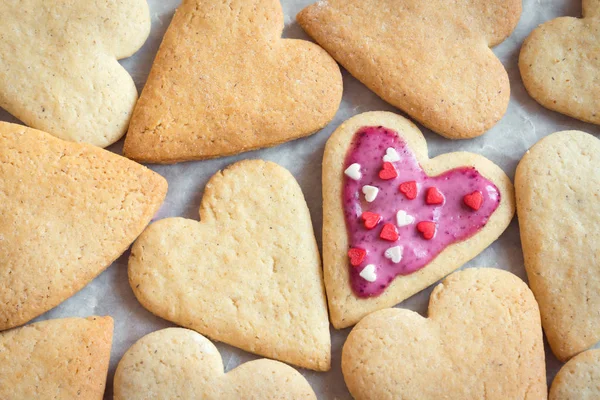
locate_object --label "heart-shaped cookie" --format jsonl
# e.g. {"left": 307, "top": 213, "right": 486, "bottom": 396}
{"left": 114, "top": 328, "right": 316, "bottom": 399}
{"left": 0, "top": 316, "right": 113, "bottom": 399}
{"left": 123, "top": 0, "right": 343, "bottom": 164}
{"left": 128, "top": 160, "right": 330, "bottom": 371}
{"left": 0, "top": 123, "right": 167, "bottom": 331}
{"left": 516, "top": 130, "right": 600, "bottom": 361}
{"left": 323, "top": 112, "right": 514, "bottom": 328}
{"left": 0, "top": 0, "right": 150, "bottom": 147}
{"left": 550, "top": 349, "right": 600, "bottom": 400}
{"left": 520, "top": 0, "right": 600, "bottom": 125}
{"left": 298, "top": 0, "right": 521, "bottom": 139}
{"left": 342, "top": 268, "right": 547, "bottom": 399}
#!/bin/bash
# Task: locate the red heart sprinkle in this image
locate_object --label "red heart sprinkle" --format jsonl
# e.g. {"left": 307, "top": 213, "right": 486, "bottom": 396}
{"left": 398, "top": 181, "right": 418, "bottom": 199}
{"left": 426, "top": 187, "right": 444, "bottom": 205}
{"left": 464, "top": 191, "right": 483, "bottom": 211}
{"left": 417, "top": 221, "right": 436, "bottom": 240}
{"left": 378, "top": 162, "right": 398, "bottom": 180}
{"left": 361, "top": 212, "right": 381, "bottom": 230}
{"left": 380, "top": 223, "right": 399, "bottom": 242}
{"left": 348, "top": 248, "right": 367, "bottom": 267}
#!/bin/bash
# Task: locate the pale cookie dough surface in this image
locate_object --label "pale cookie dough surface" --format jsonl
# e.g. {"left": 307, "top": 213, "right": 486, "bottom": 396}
{"left": 342, "top": 268, "right": 547, "bottom": 400}
{"left": 297, "top": 0, "right": 521, "bottom": 139}
{"left": 550, "top": 349, "right": 600, "bottom": 400}
{"left": 516, "top": 131, "right": 600, "bottom": 361}
{"left": 0, "top": 0, "right": 150, "bottom": 148}
{"left": 520, "top": 0, "right": 600, "bottom": 125}
{"left": 114, "top": 328, "right": 316, "bottom": 400}
{"left": 0, "top": 316, "right": 113, "bottom": 400}
{"left": 323, "top": 112, "right": 515, "bottom": 328}
{"left": 128, "top": 160, "right": 330, "bottom": 371}
{"left": 123, "top": 0, "right": 342, "bottom": 163}
{"left": 0, "top": 123, "right": 167, "bottom": 331}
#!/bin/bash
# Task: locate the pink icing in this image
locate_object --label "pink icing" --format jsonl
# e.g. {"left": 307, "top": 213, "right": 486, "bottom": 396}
{"left": 343, "top": 126, "right": 500, "bottom": 297}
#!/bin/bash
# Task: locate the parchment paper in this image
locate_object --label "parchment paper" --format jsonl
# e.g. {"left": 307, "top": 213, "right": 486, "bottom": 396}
{"left": 2, "top": 0, "right": 600, "bottom": 398}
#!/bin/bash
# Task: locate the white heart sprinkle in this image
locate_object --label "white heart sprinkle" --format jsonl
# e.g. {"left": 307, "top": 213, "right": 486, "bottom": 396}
{"left": 383, "top": 147, "right": 400, "bottom": 162}
{"left": 344, "top": 163, "right": 362, "bottom": 180}
{"left": 396, "top": 210, "right": 415, "bottom": 227}
{"left": 384, "top": 246, "right": 404, "bottom": 263}
{"left": 359, "top": 264, "right": 377, "bottom": 282}
{"left": 362, "top": 185, "right": 379, "bottom": 202}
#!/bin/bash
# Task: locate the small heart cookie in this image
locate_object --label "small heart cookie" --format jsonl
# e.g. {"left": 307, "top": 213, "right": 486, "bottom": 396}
{"left": 516, "top": 130, "right": 600, "bottom": 361}
{"left": 323, "top": 112, "right": 514, "bottom": 328}
{"left": 0, "top": 0, "right": 150, "bottom": 147}
{"left": 550, "top": 349, "right": 600, "bottom": 400}
{"left": 0, "top": 123, "right": 167, "bottom": 331}
{"left": 520, "top": 0, "right": 600, "bottom": 125}
{"left": 114, "top": 328, "right": 316, "bottom": 399}
{"left": 342, "top": 268, "right": 547, "bottom": 400}
{"left": 124, "top": 0, "right": 342, "bottom": 163}
{"left": 298, "top": 0, "right": 521, "bottom": 139}
{"left": 0, "top": 316, "right": 113, "bottom": 399}
{"left": 128, "top": 160, "right": 330, "bottom": 371}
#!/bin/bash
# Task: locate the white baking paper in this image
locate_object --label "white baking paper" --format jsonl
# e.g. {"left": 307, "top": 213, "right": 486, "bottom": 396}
{"left": 2, "top": 0, "right": 599, "bottom": 398}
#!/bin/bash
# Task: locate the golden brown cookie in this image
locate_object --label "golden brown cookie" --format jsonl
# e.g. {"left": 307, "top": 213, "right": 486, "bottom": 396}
{"left": 516, "top": 130, "right": 600, "bottom": 361}
{"left": 128, "top": 160, "right": 330, "bottom": 371}
{"left": 298, "top": 0, "right": 521, "bottom": 139}
{"left": 123, "top": 0, "right": 342, "bottom": 163}
{"left": 0, "top": 316, "right": 113, "bottom": 400}
{"left": 0, "top": 123, "right": 167, "bottom": 331}
{"left": 323, "top": 112, "right": 514, "bottom": 329}
{"left": 114, "top": 328, "right": 316, "bottom": 399}
{"left": 0, "top": 0, "right": 150, "bottom": 147}
{"left": 550, "top": 349, "right": 600, "bottom": 400}
{"left": 342, "top": 268, "right": 547, "bottom": 400}
{"left": 520, "top": 0, "right": 600, "bottom": 125}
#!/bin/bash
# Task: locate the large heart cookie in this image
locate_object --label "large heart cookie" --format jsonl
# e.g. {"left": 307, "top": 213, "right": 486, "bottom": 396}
{"left": 0, "top": 0, "right": 150, "bottom": 147}
{"left": 128, "top": 160, "right": 330, "bottom": 371}
{"left": 323, "top": 112, "right": 514, "bottom": 328}
{"left": 516, "top": 130, "right": 600, "bottom": 361}
{"left": 342, "top": 268, "right": 547, "bottom": 399}
{"left": 123, "top": 0, "right": 342, "bottom": 163}
{"left": 298, "top": 0, "right": 521, "bottom": 139}
{"left": 520, "top": 0, "right": 600, "bottom": 125}
{"left": 0, "top": 123, "right": 167, "bottom": 331}
{"left": 114, "top": 328, "right": 316, "bottom": 399}
{"left": 550, "top": 349, "right": 600, "bottom": 400}
{"left": 0, "top": 316, "right": 113, "bottom": 399}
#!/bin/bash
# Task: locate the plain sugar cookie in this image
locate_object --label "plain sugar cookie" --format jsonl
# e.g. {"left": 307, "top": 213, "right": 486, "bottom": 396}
{"left": 124, "top": 0, "right": 342, "bottom": 163}
{"left": 516, "top": 130, "right": 600, "bottom": 361}
{"left": 0, "top": 316, "right": 113, "bottom": 400}
{"left": 0, "top": 122, "right": 167, "bottom": 331}
{"left": 550, "top": 349, "right": 600, "bottom": 400}
{"left": 114, "top": 328, "right": 316, "bottom": 400}
{"left": 342, "top": 268, "right": 547, "bottom": 400}
{"left": 128, "top": 160, "right": 330, "bottom": 371}
{"left": 298, "top": 0, "right": 521, "bottom": 139}
{"left": 520, "top": 0, "right": 600, "bottom": 125}
{"left": 322, "top": 111, "right": 514, "bottom": 329}
{"left": 0, "top": 0, "right": 150, "bottom": 147}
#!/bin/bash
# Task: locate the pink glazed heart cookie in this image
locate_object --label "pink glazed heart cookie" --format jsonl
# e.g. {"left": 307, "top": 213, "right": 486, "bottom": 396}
{"left": 323, "top": 112, "right": 514, "bottom": 328}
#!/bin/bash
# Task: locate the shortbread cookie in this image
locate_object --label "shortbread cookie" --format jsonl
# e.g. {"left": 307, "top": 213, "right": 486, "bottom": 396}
{"left": 297, "top": 0, "right": 521, "bottom": 139}
{"left": 123, "top": 0, "right": 342, "bottom": 163}
{"left": 114, "top": 328, "right": 316, "bottom": 399}
{"left": 516, "top": 131, "right": 600, "bottom": 361}
{"left": 550, "top": 349, "right": 600, "bottom": 400}
{"left": 342, "top": 268, "right": 547, "bottom": 400}
{"left": 0, "top": 123, "right": 167, "bottom": 331}
{"left": 128, "top": 160, "right": 330, "bottom": 371}
{"left": 0, "top": 0, "right": 150, "bottom": 148}
{"left": 520, "top": 0, "right": 600, "bottom": 125}
{"left": 0, "top": 316, "right": 113, "bottom": 400}
{"left": 323, "top": 111, "right": 514, "bottom": 328}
